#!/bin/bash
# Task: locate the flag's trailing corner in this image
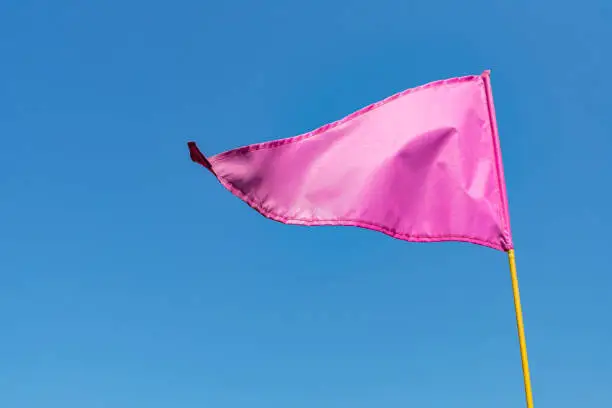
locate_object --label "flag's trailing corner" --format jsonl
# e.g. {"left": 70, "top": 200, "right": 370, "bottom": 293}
{"left": 188, "top": 141, "right": 214, "bottom": 175}
{"left": 188, "top": 72, "right": 514, "bottom": 253}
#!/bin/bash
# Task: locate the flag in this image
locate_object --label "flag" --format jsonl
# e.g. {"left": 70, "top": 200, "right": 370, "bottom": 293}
{"left": 188, "top": 71, "right": 512, "bottom": 251}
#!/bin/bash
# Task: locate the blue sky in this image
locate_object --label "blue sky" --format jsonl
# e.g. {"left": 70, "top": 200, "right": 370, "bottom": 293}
{"left": 1, "top": 1, "right": 610, "bottom": 407}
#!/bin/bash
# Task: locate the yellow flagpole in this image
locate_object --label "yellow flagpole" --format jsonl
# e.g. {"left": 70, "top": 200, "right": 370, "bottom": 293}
{"left": 507, "top": 249, "right": 534, "bottom": 408}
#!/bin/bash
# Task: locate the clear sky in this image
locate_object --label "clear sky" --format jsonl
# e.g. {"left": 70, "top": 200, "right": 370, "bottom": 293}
{"left": 1, "top": 1, "right": 610, "bottom": 407}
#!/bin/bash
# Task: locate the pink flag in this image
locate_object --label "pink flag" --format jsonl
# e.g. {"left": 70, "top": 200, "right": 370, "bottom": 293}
{"left": 188, "top": 71, "right": 512, "bottom": 251}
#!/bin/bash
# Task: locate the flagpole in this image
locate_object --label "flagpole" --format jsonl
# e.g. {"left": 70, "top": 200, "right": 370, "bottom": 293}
{"left": 508, "top": 249, "right": 534, "bottom": 408}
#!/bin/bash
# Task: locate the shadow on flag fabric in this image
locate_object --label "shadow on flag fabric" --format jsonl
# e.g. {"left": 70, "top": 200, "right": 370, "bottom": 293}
{"left": 188, "top": 71, "right": 513, "bottom": 251}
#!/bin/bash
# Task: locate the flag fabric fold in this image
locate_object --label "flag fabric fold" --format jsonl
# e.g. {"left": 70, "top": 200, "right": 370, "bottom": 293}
{"left": 188, "top": 71, "right": 513, "bottom": 251}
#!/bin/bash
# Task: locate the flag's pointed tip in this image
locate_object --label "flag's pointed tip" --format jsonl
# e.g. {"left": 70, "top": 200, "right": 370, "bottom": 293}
{"left": 187, "top": 141, "right": 214, "bottom": 173}
{"left": 481, "top": 69, "right": 491, "bottom": 77}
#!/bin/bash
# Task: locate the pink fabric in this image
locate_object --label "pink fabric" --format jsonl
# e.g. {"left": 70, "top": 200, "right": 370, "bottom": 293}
{"left": 189, "top": 71, "right": 513, "bottom": 251}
